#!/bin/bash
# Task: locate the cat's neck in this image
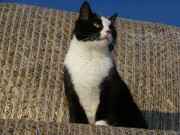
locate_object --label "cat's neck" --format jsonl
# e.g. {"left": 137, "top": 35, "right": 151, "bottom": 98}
{"left": 68, "top": 35, "right": 112, "bottom": 58}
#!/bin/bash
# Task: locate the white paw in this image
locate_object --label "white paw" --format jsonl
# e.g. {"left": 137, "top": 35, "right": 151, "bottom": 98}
{"left": 95, "top": 120, "right": 109, "bottom": 126}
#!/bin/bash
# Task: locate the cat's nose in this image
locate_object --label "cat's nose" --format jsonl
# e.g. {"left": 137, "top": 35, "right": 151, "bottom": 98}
{"left": 105, "top": 30, "right": 111, "bottom": 35}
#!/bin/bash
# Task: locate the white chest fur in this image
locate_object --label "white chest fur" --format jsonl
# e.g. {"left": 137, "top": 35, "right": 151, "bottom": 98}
{"left": 64, "top": 36, "right": 113, "bottom": 123}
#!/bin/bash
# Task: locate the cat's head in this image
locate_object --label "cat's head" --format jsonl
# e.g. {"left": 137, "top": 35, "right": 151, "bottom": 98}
{"left": 73, "top": 1, "right": 118, "bottom": 51}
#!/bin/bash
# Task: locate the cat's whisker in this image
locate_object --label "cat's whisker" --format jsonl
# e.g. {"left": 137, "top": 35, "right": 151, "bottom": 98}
{"left": 111, "top": 42, "right": 115, "bottom": 47}
{"left": 75, "top": 32, "right": 99, "bottom": 37}
{"left": 75, "top": 31, "right": 97, "bottom": 34}
{"left": 94, "top": 8, "right": 98, "bottom": 15}
{"left": 77, "top": 34, "right": 98, "bottom": 37}
{"left": 75, "top": 32, "right": 99, "bottom": 41}
{"left": 85, "top": 37, "right": 96, "bottom": 40}
{"left": 82, "top": 36, "right": 98, "bottom": 41}
{"left": 99, "top": 6, "right": 105, "bottom": 17}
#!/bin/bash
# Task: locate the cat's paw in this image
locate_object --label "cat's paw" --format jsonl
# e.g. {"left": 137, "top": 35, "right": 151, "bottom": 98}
{"left": 95, "top": 120, "right": 109, "bottom": 126}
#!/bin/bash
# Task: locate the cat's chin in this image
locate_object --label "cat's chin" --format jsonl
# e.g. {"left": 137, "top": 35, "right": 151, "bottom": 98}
{"left": 100, "top": 38, "right": 112, "bottom": 45}
{"left": 101, "top": 36, "right": 109, "bottom": 40}
{"left": 100, "top": 35, "right": 113, "bottom": 44}
{"left": 101, "top": 39, "right": 110, "bottom": 44}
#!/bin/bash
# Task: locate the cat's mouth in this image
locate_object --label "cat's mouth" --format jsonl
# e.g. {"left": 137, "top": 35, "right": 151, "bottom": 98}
{"left": 100, "top": 36, "right": 112, "bottom": 44}
{"left": 101, "top": 36, "right": 109, "bottom": 41}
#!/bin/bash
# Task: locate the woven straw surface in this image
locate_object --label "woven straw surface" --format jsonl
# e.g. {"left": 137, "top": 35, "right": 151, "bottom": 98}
{"left": 0, "top": 3, "right": 179, "bottom": 134}
{"left": 0, "top": 119, "right": 179, "bottom": 135}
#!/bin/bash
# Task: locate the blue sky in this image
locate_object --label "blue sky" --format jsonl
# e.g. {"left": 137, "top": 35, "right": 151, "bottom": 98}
{"left": 1, "top": 0, "right": 180, "bottom": 27}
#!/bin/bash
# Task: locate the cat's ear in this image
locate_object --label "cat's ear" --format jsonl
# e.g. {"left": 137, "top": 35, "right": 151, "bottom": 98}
{"left": 109, "top": 13, "right": 118, "bottom": 24}
{"left": 79, "top": 1, "right": 93, "bottom": 21}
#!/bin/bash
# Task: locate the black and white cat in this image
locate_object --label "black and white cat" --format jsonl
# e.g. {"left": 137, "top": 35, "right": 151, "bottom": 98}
{"left": 64, "top": 1, "right": 148, "bottom": 129}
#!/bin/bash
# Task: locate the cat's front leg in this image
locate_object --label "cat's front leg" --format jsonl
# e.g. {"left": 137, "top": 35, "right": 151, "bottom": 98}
{"left": 68, "top": 91, "right": 89, "bottom": 124}
{"left": 64, "top": 66, "right": 89, "bottom": 124}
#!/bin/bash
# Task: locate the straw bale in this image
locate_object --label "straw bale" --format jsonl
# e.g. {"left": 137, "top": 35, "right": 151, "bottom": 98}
{"left": 0, "top": 119, "right": 179, "bottom": 134}
{"left": 0, "top": 3, "right": 179, "bottom": 133}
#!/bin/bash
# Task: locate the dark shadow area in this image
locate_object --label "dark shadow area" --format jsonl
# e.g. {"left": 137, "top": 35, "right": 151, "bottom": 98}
{"left": 141, "top": 111, "right": 179, "bottom": 131}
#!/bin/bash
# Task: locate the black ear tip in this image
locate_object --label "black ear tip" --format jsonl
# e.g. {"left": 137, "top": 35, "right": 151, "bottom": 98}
{"left": 82, "top": 1, "right": 90, "bottom": 7}
{"left": 79, "top": 1, "right": 92, "bottom": 21}
{"left": 83, "top": 1, "right": 89, "bottom": 4}
{"left": 109, "top": 13, "right": 118, "bottom": 24}
{"left": 80, "top": 1, "right": 91, "bottom": 11}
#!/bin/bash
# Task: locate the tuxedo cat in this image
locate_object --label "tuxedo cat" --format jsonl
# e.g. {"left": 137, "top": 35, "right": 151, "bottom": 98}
{"left": 64, "top": 1, "right": 148, "bottom": 129}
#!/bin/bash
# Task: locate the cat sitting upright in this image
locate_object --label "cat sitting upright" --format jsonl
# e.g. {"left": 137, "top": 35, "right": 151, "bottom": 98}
{"left": 64, "top": 1, "right": 148, "bottom": 129}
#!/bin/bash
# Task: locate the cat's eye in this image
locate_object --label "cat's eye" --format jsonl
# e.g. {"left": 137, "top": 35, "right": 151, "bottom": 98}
{"left": 93, "top": 23, "right": 100, "bottom": 28}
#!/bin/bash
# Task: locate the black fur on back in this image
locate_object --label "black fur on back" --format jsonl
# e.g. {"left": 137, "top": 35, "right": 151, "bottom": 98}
{"left": 96, "top": 65, "right": 148, "bottom": 128}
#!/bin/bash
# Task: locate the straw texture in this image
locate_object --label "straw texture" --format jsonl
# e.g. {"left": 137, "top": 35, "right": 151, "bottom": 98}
{"left": 0, "top": 3, "right": 179, "bottom": 134}
{"left": 0, "top": 119, "right": 179, "bottom": 135}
